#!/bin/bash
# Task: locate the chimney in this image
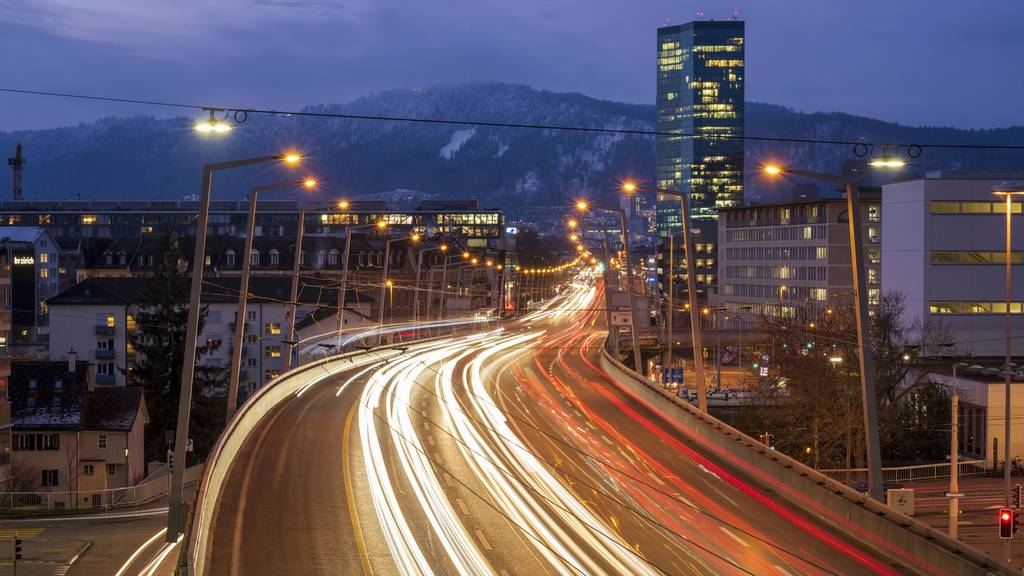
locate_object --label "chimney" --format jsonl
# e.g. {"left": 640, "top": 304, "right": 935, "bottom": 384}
{"left": 68, "top": 348, "right": 77, "bottom": 373}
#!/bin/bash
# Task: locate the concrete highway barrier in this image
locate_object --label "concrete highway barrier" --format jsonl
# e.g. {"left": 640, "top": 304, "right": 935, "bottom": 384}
{"left": 599, "top": 342, "right": 1019, "bottom": 576}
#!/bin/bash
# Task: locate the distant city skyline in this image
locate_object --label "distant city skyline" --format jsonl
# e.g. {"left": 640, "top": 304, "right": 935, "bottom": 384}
{"left": 0, "top": 0, "right": 1022, "bottom": 131}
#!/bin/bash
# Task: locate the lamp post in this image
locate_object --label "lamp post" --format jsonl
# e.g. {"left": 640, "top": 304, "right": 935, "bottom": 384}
{"left": 414, "top": 243, "right": 447, "bottom": 336}
{"left": 167, "top": 151, "right": 302, "bottom": 542}
{"left": 283, "top": 210, "right": 307, "bottom": 372}
{"left": 337, "top": 219, "right": 388, "bottom": 348}
{"left": 576, "top": 200, "right": 643, "bottom": 374}
{"left": 226, "top": 178, "right": 316, "bottom": 420}
{"left": 993, "top": 182, "right": 1024, "bottom": 562}
{"left": 761, "top": 162, "right": 900, "bottom": 502}
{"left": 377, "top": 234, "right": 419, "bottom": 345}
{"left": 622, "top": 182, "right": 709, "bottom": 413}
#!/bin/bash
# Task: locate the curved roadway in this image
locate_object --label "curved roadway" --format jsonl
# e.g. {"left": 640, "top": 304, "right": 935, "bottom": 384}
{"left": 205, "top": 275, "right": 928, "bottom": 576}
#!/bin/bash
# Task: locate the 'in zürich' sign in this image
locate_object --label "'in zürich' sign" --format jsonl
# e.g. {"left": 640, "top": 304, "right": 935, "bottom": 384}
{"left": 13, "top": 256, "right": 34, "bottom": 266}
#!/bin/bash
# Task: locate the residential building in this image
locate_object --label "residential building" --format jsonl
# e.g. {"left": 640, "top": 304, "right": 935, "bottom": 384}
{"left": 9, "top": 360, "right": 147, "bottom": 498}
{"left": 882, "top": 171, "right": 1024, "bottom": 357}
{"left": 716, "top": 193, "right": 882, "bottom": 319}
{"left": 0, "top": 227, "right": 61, "bottom": 343}
{"left": 656, "top": 19, "right": 745, "bottom": 297}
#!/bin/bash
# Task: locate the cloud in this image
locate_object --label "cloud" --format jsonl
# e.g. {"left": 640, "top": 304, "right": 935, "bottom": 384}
{"left": 0, "top": 0, "right": 372, "bottom": 56}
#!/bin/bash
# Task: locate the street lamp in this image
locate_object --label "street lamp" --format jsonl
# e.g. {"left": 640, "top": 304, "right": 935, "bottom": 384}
{"left": 576, "top": 199, "right": 642, "bottom": 374}
{"left": 168, "top": 152, "right": 302, "bottom": 542}
{"left": 226, "top": 178, "right": 317, "bottom": 420}
{"left": 621, "top": 181, "right": 709, "bottom": 414}
{"left": 378, "top": 234, "right": 419, "bottom": 345}
{"left": 193, "top": 108, "right": 232, "bottom": 134}
{"left": 993, "top": 182, "right": 1024, "bottom": 559}
{"left": 761, "top": 161, "right": 900, "bottom": 502}
{"left": 337, "top": 221, "right": 387, "bottom": 348}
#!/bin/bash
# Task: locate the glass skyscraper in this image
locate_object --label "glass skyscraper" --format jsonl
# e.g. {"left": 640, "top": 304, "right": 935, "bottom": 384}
{"left": 656, "top": 20, "right": 744, "bottom": 297}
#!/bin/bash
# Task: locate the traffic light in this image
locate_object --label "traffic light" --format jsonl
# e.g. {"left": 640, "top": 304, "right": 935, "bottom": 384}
{"left": 13, "top": 531, "right": 22, "bottom": 561}
{"left": 1015, "top": 484, "right": 1023, "bottom": 509}
{"left": 1000, "top": 508, "right": 1014, "bottom": 539}
{"left": 167, "top": 448, "right": 174, "bottom": 474}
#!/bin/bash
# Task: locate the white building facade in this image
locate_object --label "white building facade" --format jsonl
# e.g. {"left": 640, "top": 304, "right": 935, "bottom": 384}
{"left": 882, "top": 172, "right": 1024, "bottom": 357}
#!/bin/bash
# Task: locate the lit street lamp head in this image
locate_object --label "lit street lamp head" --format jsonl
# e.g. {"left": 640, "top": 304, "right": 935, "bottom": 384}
{"left": 338, "top": 200, "right": 350, "bottom": 210}
{"left": 622, "top": 181, "right": 637, "bottom": 193}
{"left": 567, "top": 218, "right": 578, "bottom": 229}
{"left": 763, "top": 164, "right": 783, "bottom": 176}
{"left": 440, "top": 244, "right": 448, "bottom": 252}
{"left": 282, "top": 153, "right": 302, "bottom": 165}
{"left": 302, "top": 178, "right": 317, "bottom": 189}
{"left": 575, "top": 200, "right": 589, "bottom": 212}
{"left": 194, "top": 108, "right": 231, "bottom": 134}
{"left": 867, "top": 158, "right": 906, "bottom": 168}
{"left": 375, "top": 220, "right": 388, "bottom": 230}
{"left": 462, "top": 251, "right": 470, "bottom": 259}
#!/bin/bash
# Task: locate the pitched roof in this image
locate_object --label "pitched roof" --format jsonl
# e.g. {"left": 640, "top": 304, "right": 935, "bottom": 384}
{"left": 84, "top": 387, "right": 145, "bottom": 432}
{"left": 9, "top": 361, "right": 89, "bottom": 430}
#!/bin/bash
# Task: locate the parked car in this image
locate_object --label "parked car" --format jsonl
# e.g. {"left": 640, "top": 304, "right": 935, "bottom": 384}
{"left": 966, "top": 365, "right": 985, "bottom": 375}
{"left": 982, "top": 367, "right": 1001, "bottom": 377}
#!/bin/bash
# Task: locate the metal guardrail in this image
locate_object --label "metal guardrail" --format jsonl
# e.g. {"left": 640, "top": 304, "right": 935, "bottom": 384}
{"left": 598, "top": 340, "right": 1018, "bottom": 576}
{"left": 0, "top": 464, "right": 203, "bottom": 512}
{"left": 820, "top": 460, "right": 988, "bottom": 484}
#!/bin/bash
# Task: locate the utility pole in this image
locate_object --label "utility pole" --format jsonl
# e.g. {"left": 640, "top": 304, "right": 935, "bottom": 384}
{"left": 284, "top": 210, "right": 305, "bottom": 371}
{"left": 8, "top": 143, "right": 24, "bottom": 201}
{"left": 950, "top": 391, "right": 960, "bottom": 539}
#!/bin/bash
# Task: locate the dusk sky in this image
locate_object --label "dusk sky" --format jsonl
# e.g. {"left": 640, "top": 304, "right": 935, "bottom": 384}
{"left": 1, "top": 0, "right": 1022, "bottom": 131}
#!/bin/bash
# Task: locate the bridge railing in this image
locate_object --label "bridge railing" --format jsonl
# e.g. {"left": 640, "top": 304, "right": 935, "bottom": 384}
{"left": 819, "top": 460, "right": 988, "bottom": 484}
{"left": 598, "top": 340, "right": 1017, "bottom": 576}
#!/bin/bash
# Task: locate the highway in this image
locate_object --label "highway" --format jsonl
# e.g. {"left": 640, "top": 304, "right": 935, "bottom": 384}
{"left": 203, "top": 273, "right": 928, "bottom": 575}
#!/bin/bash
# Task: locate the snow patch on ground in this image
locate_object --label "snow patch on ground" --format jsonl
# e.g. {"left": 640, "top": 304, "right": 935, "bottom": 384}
{"left": 439, "top": 129, "right": 476, "bottom": 159}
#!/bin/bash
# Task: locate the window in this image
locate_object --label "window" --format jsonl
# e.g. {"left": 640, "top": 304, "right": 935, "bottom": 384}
{"left": 247, "top": 358, "right": 257, "bottom": 367}
{"left": 265, "top": 322, "right": 281, "bottom": 335}
{"left": 39, "top": 252, "right": 48, "bottom": 264}
{"left": 318, "top": 251, "right": 326, "bottom": 266}
{"left": 107, "top": 464, "right": 117, "bottom": 476}
{"left": 328, "top": 250, "right": 338, "bottom": 266}
{"left": 83, "top": 464, "right": 95, "bottom": 476}
{"left": 265, "top": 346, "right": 282, "bottom": 358}
{"left": 98, "top": 338, "right": 114, "bottom": 351}
{"left": 98, "top": 434, "right": 107, "bottom": 449}
{"left": 931, "top": 251, "right": 1023, "bottom": 265}
{"left": 106, "top": 315, "right": 115, "bottom": 328}
{"left": 930, "top": 301, "right": 1024, "bottom": 315}
{"left": 247, "top": 310, "right": 256, "bottom": 320}
{"left": 41, "top": 469, "right": 59, "bottom": 487}
{"left": 97, "top": 363, "right": 114, "bottom": 375}
{"left": 225, "top": 250, "right": 236, "bottom": 266}
{"left": 40, "top": 268, "right": 49, "bottom": 279}
{"left": 264, "top": 369, "right": 281, "bottom": 381}
{"left": 247, "top": 334, "right": 258, "bottom": 344}
{"left": 269, "top": 249, "right": 280, "bottom": 266}
{"left": 250, "top": 250, "right": 260, "bottom": 265}
{"left": 127, "top": 314, "right": 136, "bottom": 332}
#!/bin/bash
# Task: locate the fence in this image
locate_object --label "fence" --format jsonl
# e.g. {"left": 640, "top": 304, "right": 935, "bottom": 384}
{"left": 0, "top": 464, "right": 203, "bottom": 512}
{"left": 819, "top": 460, "right": 988, "bottom": 484}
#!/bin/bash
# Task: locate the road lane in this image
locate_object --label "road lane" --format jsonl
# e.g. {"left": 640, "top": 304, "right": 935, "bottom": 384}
{"left": 204, "top": 274, "right": 936, "bottom": 575}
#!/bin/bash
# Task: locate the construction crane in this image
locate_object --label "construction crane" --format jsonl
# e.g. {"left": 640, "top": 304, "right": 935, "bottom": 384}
{"left": 7, "top": 143, "right": 24, "bottom": 201}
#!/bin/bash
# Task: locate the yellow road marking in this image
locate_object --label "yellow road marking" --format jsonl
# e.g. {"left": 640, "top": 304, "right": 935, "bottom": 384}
{"left": 343, "top": 403, "right": 374, "bottom": 576}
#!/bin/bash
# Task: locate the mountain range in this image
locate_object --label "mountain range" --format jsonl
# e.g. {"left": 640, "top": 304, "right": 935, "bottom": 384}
{"left": 1, "top": 82, "right": 1021, "bottom": 214}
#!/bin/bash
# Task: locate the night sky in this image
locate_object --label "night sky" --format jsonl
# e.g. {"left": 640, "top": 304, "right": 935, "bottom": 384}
{"left": 1, "top": 0, "right": 1021, "bottom": 131}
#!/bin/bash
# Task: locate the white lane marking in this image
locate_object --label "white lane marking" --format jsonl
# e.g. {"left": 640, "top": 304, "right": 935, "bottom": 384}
{"left": 114, "top": 527, "right": 167, "bottom": 576}
{"left": 455, "top": 498, "right": 470, "bottom": 515}
{"left": 139, "top": 534, "right": 183, "bottom": 576}
{"left": 475, "top": 529, "right": 494, "bottom": 551}
{"left": 773, "top": 565, "right": 797, "bottom": 576}
{"left": 719, "top": 526, "right": 750, "bottom": 548}
{"left": 698, "top": 464, "right": 721, "bottom": 481}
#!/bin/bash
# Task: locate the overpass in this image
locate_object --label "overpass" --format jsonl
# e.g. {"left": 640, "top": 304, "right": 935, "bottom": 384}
{"left": 182, "top": 274, "right": 1016, "bottom": 575}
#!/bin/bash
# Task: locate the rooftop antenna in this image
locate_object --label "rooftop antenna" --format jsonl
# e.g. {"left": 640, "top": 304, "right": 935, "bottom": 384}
{"left": 7, "top": 143, "right": 24, "bottom": 201}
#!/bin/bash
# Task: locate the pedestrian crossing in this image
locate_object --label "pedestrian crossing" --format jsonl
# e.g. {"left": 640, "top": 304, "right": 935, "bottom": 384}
{"left": 0, "top": 527, "right": 44, "bottom": 540}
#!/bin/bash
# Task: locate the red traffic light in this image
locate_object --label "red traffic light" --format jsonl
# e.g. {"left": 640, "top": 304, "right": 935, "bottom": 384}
{"left": 1000, "top": 507, "right": 1015, "bottom": 539}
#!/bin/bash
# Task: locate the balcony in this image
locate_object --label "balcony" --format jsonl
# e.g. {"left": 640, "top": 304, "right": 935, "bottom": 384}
{"left": 95, "top": 349, "right": 115, "bottom": 360}
{"left": 95, "top": 324, "right": 115, "bottom": 335}
{"left": 96, "top": 373, "right": 115, "bottom": 385}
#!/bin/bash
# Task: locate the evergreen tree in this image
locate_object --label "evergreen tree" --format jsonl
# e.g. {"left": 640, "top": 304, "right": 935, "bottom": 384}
{"left": 129, "top": 234, "right": 226, "bottom": 464}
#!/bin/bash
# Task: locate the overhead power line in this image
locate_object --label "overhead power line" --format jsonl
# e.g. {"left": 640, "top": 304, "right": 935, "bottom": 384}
{"left": 2, "top": 87, "right": 1023, "bottom": 151}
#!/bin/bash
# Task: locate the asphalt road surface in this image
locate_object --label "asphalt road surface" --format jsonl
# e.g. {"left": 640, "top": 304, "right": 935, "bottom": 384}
{"left": 204, "top": 275, "right": 930, "bottom": 575}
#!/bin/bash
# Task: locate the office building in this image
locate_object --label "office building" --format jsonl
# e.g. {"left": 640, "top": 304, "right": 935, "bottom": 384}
{"left": 656, "top": 19, "right": 745, "bottom": 297}
{"left": 717, "top": 194, "right": 882, "bottom": 319}
{"left": 882, "top": 171, "right": 1024, "bottom": 357}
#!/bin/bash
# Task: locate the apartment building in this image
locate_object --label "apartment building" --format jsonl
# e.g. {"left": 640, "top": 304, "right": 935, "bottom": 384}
{"left": 716, "top": 194, "right": 882, "bottom": 318}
